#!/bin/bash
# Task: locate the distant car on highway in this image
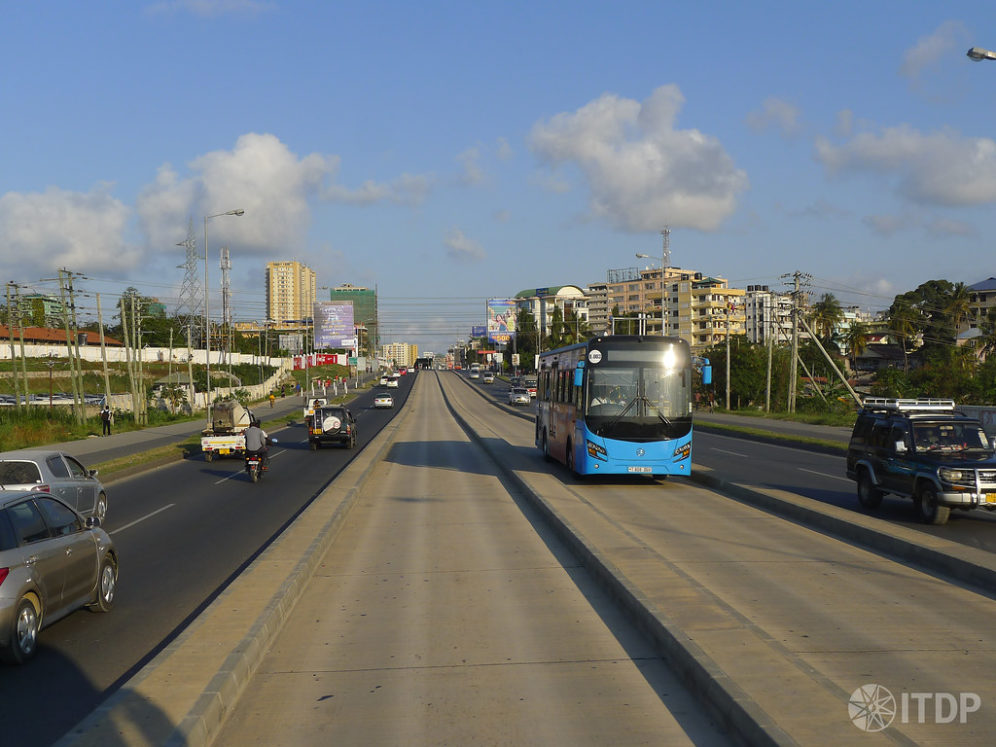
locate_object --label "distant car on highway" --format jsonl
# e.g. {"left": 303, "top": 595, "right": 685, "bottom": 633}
{"left": 482, "top": 372, "right": 495, "bottom": 384}
{"left": 386, "top": 375, "right": 400, "bottom": 389}
{"left": 0, "top": 450, "right": 108, "bottom": 522}
{"left": 0, "top": 490, "right": 118, "bottom": 664}
{"left": 469, "top": 370, "right": 480, "bottom": 380}
{"left": 508, "top": 387, "right": 531, "bottom": 406}
{"left": 373, "top": 393, "right": 394, "bottom": 409}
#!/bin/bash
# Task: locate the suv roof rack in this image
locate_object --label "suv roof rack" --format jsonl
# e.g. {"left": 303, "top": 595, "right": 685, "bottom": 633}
{"left": 860, "top": 397, "right": 956, "bottom": 413}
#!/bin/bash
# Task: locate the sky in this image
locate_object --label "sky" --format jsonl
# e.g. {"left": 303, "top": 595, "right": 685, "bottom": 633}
{"left": 3, "top": 1, "right": 996, "bottom": 354}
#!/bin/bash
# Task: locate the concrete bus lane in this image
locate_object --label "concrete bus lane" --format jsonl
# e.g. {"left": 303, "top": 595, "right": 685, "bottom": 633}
{"left": 213, "top": 367, "right": 728, "bottom": 745}
{"left": 439, "top": 371, "right": 996, "bottom": 744}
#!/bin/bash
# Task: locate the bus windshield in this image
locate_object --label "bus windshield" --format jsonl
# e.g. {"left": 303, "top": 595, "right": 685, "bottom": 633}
{"left": 585, "top": 364, "right": 691, "bottom": 441}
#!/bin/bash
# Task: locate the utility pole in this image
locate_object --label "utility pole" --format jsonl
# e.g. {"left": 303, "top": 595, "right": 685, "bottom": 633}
{"left": 6, "top": 283, "right": 22, "bottom": 412}
{"left": 56, "top": 270, "right": 85, "bottom": 424}
{"left": 96, "top": 293, "right": 111, "bottom": 407}
{"left": 783, "top": 271, "right": 810, "bottom": 413}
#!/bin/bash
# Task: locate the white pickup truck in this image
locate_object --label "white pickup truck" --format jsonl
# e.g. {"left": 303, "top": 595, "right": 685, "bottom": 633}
{"left": 201, "top": 401, "right": 254, "bottom": 462}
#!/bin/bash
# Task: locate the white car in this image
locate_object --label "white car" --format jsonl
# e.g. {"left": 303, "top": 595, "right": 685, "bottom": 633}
{"left": 386, "top": 376, "right": 399, "bottom": 388}
{"left": 508, "top": 387, "right": 530, "bottom": 406}
{"left": 373, "top": 393, "right": 394, "bottom": 408}
{"left": 482, "top": 372, "right": 495, "bottom": 384}
{"left": 469, "top": 370, "right": 480, "bottom": 380}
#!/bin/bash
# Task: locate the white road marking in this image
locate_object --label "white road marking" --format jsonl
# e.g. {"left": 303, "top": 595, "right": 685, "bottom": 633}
{"left": 798, "top": 467, "right": 851, "bottom": 483}
{"left": 712, "top": 447, "right": 749, "bottom": 457}
{"left": 109, "top": 504, "right": 175, "bottom": 535}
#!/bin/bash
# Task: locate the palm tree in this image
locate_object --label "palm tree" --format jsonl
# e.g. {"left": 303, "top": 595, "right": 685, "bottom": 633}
{"left": 842, "top": 321, "right": 869, "bottom": 373}
{"left": 809, "top": 293, "right": 843, "bottom": 349}
{"left": 945, "top": 282, "right": 971, "bottom": 337}
{"left": 889, "top": 297, "right": 919, "bottom": 373}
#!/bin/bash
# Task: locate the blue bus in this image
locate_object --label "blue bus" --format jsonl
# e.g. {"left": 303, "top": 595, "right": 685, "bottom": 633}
{"left": 535, "top": 335, "right": 710, "bottom": 477}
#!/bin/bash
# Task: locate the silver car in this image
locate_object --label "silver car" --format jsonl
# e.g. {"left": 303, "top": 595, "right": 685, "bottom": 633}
{"left": 0, "top": 450, "right": 107, "bottom": 522}
{"left": 508, "top": 387, "right": 531, "bottom": 406}
{"left": 0, "top": 490, "right": 118, "bottom": 663}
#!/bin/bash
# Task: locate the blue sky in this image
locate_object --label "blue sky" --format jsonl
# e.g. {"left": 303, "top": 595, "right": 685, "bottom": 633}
{"left": 2, "top": 1, "right": 996, "bottom": 353}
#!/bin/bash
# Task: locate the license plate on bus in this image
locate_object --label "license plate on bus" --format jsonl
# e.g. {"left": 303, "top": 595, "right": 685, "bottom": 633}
{"left": 628, "top": 466, "right": 652, "bottom": 473}
{"left": 986, "top": 494, "right": 996, "bottom": 504}
{"left": 219, "top": 448, "right": 229, "bottom": 455}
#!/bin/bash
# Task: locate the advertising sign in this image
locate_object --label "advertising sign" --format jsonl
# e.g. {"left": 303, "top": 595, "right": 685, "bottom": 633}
{"left": 471, "top": 325, "right": 486, "bottom": 338}
{"left": 486, "top": 298, "right": 516, "bottom": 344}
{"left": 279, "top": 333, "right": 304, "bottom": 354}
{"left": 313, "top": 302, "right": 355, "bottom": 349}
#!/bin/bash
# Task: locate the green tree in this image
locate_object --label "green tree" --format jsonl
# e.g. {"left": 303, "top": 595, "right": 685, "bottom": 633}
{"left": 842, "top": 320, "right": 869, "bottom": 373}
{"left": 808, "top": 293, "right": 843, "bottom": 352}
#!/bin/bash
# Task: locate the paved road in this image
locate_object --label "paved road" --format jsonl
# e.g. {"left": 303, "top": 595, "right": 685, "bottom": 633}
{"left": 61, "top": 372, "right": 996, "bottom": 745}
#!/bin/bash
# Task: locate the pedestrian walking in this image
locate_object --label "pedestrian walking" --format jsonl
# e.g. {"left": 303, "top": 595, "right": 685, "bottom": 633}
{"left": 100, "top": 405, "right": 112, "bottom": 435}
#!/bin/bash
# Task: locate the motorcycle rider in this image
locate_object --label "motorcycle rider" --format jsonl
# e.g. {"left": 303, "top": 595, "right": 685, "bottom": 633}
{"left": 244, "top": 416, "right": 270, "bottom": 472}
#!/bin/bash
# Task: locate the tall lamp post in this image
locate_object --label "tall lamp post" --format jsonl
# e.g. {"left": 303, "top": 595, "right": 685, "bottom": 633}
{"left": 204, "top": 208, "right": 244, "bottom": 424}
{"left": 636, "top": 251, "right": 666, "bottom": 336}
{"left": 968, "top": 46, "right": 996, "bottom": 61}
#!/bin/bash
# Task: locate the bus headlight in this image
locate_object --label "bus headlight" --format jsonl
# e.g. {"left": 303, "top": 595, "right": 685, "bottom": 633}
{"left": 673, "top": 443, "right": 690, "bottom": 460}
{"left": 586, "top": 440, "right": 608, "bottom": 460}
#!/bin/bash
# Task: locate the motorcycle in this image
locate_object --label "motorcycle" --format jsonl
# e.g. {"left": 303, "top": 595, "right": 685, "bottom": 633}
{"left": 245, "top": 437, "right": 278, "bottom": 483}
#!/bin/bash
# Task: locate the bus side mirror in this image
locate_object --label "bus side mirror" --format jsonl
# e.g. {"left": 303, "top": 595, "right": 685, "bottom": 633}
{"left": 702, "top": 365, "right": 712, "bottom": 386}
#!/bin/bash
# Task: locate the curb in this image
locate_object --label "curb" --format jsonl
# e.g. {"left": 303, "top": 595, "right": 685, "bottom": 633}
{"left": 58, "top": 394, "right": 415, "bottom": 747}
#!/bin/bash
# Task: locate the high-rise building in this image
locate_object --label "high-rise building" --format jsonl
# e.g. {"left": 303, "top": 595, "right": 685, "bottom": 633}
{"left": 381, "top": 341, "right": 418, "bottom": 368}
{"left": 606, "top": 266, "right": 745, "bottom": 351}
{"left": 266, "top": 261, "right": 316, "bottom": 325}
{"left": 328, "top": 284, "right": 378, "bottom": 356}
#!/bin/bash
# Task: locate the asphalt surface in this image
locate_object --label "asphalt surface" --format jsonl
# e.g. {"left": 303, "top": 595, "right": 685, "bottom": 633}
{"left": 56, "top": 374, "right": 996, "bottom": 745}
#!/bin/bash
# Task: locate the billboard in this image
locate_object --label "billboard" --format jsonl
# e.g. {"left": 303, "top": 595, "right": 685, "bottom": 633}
{"left": 313, "top": 302, "right": 355, "bottom": 349}
{"left": 278, "top": 333, "right": 304, "bottom": 354}
{"left": 471, "top": 325, "right": 486, "bottom": 338}
{"left": 487, "top": 299, "right": 516, "bottom": 344}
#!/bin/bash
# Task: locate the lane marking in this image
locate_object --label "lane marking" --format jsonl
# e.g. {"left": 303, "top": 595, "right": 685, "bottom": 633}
{"left": 110, "top": 504, "right": 175, "bottom": 535}
{"left": 712, "top": 447, "right": 749, "bottom": 457}
{"left": 798, "top": 467, "right": 852, "bottom": 483}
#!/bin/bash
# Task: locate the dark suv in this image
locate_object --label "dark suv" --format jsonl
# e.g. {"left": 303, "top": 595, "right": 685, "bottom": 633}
{"left": 846, "top": 398, "right": 996, "bottom": 525}
{"left": 308, "top": 406, "right": 357, "bottom": 450}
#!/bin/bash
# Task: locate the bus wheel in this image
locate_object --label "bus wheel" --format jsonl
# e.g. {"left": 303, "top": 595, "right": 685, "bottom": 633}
{"left": 541, "top": 430, "right": 552, "bottom": 462}
{"left": 566, "top": 440, "right": 576, "bottom": 475}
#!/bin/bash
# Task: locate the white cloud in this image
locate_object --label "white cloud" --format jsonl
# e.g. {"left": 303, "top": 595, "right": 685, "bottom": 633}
{"left": 0, "top": 185, "right": 138, "bottom": 279}
{"left": 529, "top": 85, "right": 748, "bottom": 232}
{"left": 138, "top": 133, "right": 332, "bottom": 255}
{"left": 815, "top": 126, "right": 996, "bottom": 206}
{"left": 457, "top": 147, "right": 485, "bottom": 186}
{"left": 444, "top": 228, "right": 486, "bottom": 262}
{"left": 862, "top": 213, "right": 908, "bottom": 236}
{"left": 746, "top": 97, "right": 801, "bottom": 136}
{"left": 496, "top": 137, "right": 513, "bottom": 160}
{"left": 900, "top": 20, "right": 968, "bottom": 80}
{"left": 926, "top": 217, "right": 976, "bottom": 237}
{"left": 834, "top": 109, "right": 854, "bottom": 138}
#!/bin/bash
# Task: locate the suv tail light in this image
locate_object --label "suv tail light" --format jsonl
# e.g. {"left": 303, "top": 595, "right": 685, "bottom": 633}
{"left": 0, "top": 568, "right": 8, "bottom": 588}
{"left": 30, "top": 484, "right": 51, "bottom": 493}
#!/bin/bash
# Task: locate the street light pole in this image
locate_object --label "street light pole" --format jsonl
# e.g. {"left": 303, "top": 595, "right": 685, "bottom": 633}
{"left": 968, "top": 46, "right": 996, "bottom": 61}
{"left": 636, "top": 250, "right": 666, "bottom": 336}
{"left": 203, "top": 208, "right": 244, "bottom": 425}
